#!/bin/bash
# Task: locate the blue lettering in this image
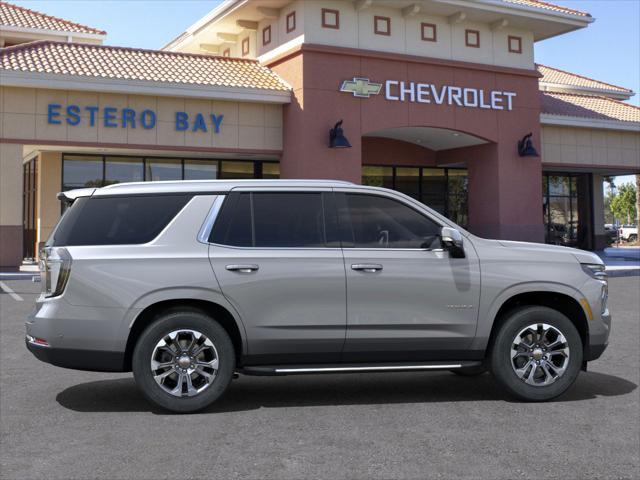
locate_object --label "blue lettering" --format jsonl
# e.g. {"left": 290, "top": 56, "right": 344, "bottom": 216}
{"left": 210, "top": 114, "right": 224, "bottom": 133}
{"left": 175, "top": 111, "right": 189, "bottom": 131}
{"left": 66, "top": 105, "right": 81, "bottom": 126}
{"left": 103, "top": 107, "right": 117, "bottom": 128}
{"left": 47, "top": 104, "right": 62, "bottom": 124}
{"left": 192, "top": 113, "right": 207, "bottom": 132}
{"left": 121, "top": 108, "right": 136, "bottom": 128}
{"left": 85, "top": 106, "right": 99, "bottom": 126}
{"left": 140, "top": 109, "right": 156, "bottom": 129}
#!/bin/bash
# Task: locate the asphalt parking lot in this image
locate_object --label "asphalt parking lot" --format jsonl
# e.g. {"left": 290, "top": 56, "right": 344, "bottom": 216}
{"left": 1, "top": 277, "right": 638, "bottom": 480}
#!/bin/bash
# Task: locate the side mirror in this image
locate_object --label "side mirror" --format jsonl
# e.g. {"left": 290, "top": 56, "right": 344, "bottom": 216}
{"left": 441, "top": 227, "right": 465, "bottom": 258}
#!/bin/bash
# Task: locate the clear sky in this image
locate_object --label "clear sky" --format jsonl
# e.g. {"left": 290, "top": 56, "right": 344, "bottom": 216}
{"left": 9, "top": 0, "right": 640, "bottom": 185}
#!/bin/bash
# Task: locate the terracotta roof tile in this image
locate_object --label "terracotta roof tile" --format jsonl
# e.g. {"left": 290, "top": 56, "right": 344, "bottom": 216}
{"left": 537, "top": 64, "right": 632, "bottom": 94}
{"left": 0, "top": 41, "right": 291, "bottom": 91}
{"left": 0, "top": 1, "right": 105, "bottom": 35}
{"left": 502, "top": 0, "right": 590, "bottom": 18}
{"left": 540, "top": 92, "right": 640, "bottom": 123}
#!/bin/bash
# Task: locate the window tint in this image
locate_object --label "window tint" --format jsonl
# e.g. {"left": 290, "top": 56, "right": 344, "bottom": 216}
{"left": 210, "top": 192, "right": 328, "bottom": 248}
{"left": 253, "top": 193, "right": 325, "bottom": 247}
{"left": 341, "top": 194, "right": 441, "bottom": 249}
{"left": 51, "top": 195, "right": 192, "bottom": 246}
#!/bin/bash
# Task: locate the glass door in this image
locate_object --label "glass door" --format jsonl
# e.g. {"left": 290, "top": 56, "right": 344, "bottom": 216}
{"left": 22, "top": 158, "right": 37, "bottom": 260}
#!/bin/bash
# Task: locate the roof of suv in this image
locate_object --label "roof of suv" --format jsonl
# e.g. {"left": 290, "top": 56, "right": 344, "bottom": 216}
{"left": 76, "top": 179, "right": 356, "bottom": 198}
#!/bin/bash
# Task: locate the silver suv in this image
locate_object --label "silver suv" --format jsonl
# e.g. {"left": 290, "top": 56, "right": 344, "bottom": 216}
{"left": 27, "top": 180, "right": 610, "bottom": 412}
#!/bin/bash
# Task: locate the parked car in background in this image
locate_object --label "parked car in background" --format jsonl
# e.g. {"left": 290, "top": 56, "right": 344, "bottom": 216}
{"left": 604, "top": 224, "right": 619, "bottom": 244}
{"left": 619, "top": 224, "right": 638, "bottom": 242}
{"left": 27, "top": 180, "right": 611, "bottom": 413}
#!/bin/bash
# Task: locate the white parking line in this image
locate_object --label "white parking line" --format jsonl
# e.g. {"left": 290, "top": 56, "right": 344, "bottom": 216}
{"left": 0, "top": 281, "right": 23, "bottom": 302}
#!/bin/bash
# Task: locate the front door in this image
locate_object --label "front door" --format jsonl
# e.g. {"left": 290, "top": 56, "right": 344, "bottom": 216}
{"left": 336, "top": 190, "right": 481, "bottom": 363}
{"left": 208, "top": 190, "right": 346, "bottom": 365}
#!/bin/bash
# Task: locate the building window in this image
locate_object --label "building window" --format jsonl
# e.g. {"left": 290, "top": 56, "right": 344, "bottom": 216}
{"left": 374, "top": 16, "right": 391, "bottom": 36}
{"left": 286, "top": 11, "right": 296, "bottom": 33}
{"left": 542, "top": 173, "right": 592, "bottom": 248}
{"left": 262, "top": 25, "right": 271, "bottom": 46}
{"left": 322, "top": 8, "right": 339, "bottom": 29}
{"left": 508, "top": 35, "right": 522, "bottom": 54}
{"left": 62, "top": 154, "right": 279, "bottom": 191}
{"left": 465, "top": 29, "right": 480, "bottom": 48}
{"left": 222, "top": 48, "right": 230, "bottom": 57}
{"left": 421, "top": 23, "right": 437, "bottom": 42}
{"left": 241, "top": 37, "right": 250, "bottom": 56}
{"left": 362, "top": 165, "right": 468, "bottom": 227}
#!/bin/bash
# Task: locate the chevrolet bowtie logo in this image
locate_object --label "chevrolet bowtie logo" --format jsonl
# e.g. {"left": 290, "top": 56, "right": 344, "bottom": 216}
{"left": 340, "top": 77, "right": 382, "bottom": 98}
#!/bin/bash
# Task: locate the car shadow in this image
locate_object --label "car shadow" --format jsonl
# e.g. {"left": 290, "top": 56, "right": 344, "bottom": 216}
{"left": 56, "top": 370, "right": 637, "bottom": 415}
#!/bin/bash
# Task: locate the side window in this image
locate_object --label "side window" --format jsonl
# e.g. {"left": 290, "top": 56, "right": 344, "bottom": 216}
{"left": 253, "top": 193, "right": 325, "bottom": 247}
{"left": 210, "top": 192, "right": 334, "bottom": 248}
{"left": 340, "top": 194, "right": 441, "bottom": 249}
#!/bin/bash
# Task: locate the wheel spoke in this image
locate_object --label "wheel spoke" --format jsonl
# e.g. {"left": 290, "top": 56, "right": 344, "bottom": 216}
{"left": 196, "top": 358, "right": 219, "bottom": 370}
{"left": 154, "top": 368, "right": 175, "bottom": 382}
{"left": 526, "top": 363, "right": 539, "bottom": 384}
{"left": 515, "top": 360, "right": 533, "bottom": 379}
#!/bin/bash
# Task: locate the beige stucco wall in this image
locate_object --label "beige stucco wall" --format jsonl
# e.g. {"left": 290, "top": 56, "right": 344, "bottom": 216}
{"left": 0, "top": 142, "right": 22, "bottom": 226}
{"left": 0, "top": 86, "right": 283, "bottom": 151}
{"left": 37, "top": 152, "right": 62, "bottom": 245}
{"left": 251, "top": 0, "right": 534, "bottom": 69}
{"left": 541, "top": 125, "right": 640, "bottom": 170}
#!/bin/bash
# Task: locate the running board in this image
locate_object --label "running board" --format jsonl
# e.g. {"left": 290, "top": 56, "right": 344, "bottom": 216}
{"left": 239, "top": 361, "right": 483, "bottom": 376}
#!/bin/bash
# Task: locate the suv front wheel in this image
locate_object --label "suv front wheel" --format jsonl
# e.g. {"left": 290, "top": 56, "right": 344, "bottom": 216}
{"left": 490, "top": 306, "right": 583, "bottom": 401}
{"left": 132, "top": 309, "right": 235, "bottom": 413}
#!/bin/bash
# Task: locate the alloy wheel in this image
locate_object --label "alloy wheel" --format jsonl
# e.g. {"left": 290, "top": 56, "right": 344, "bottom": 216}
{"left": 510, "top": 323, "right": 570, "bottom": 386}
{"left": 151, "top": 329, "right": 219, "bottom": 397}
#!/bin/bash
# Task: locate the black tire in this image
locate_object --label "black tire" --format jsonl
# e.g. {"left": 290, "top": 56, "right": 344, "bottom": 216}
{"left": 451, "top": 365, "right": 488, "bottom": 376}
{"left": 132, "top": 308, "right": 235, "bottom": 413}
{"left": 489, "top": 306, "right": 582, "bottom": 402}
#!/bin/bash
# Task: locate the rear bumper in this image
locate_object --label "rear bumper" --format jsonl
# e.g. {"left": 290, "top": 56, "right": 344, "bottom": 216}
{"left": 26, "top": 338, "right": 126, "bottom": 372}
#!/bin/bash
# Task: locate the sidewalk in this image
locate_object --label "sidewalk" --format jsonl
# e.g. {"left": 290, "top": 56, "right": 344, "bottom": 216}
{"left": 596, "top": 247, "right": 640, "bottom": 277}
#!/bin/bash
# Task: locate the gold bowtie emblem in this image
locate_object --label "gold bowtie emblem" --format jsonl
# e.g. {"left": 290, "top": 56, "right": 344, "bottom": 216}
{"left": 340, "top": 78, "right": 382, "bottom": 98}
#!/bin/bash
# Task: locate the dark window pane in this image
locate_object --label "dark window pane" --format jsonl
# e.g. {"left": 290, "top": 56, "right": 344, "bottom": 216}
{"left": 210, "top": 194, "right": 253, "bottom": 247}
{"left": 184, "top": 160, "right": 218, "bottom": 180}
{"left": 362, "top": 166, "right": 393, "bottom": 189}
{"left": 395, "top": 167, "right": 420, "bottom": 200}
{"left": 421, "top": 168, "right": 446, "bottom": 213}
{"left": 343, "top": 194, "right": 441, "bottom": 249}
{"left": 63, "top": 155, "right": 104, "bottom": 190}
{"left": 105, "top": 157, "right": 143, "bottom": 185}
{"left": 253, "top": 193, "right": 325, "bottom": 247}
{"left": 549, "top": 176, "right": 570, "bottom": 196}
{"left": 447, "top": 170, "right": 468, "bottom": 227}
{"left": 220, "top": 161, "right": 255, "bottom": 179}
{"left": 146, "top": 159, "right": 182, "bottom": 181}
{"left": 51, "top": 195, "right": 192, "bottom": 246}
{"left": 261, "top": 162, "right": 280, "bottom": 179}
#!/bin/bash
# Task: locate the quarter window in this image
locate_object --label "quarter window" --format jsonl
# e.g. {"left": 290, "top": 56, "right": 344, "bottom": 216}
{"left": 340, "top": 194, "right": 441, "bottom": 249}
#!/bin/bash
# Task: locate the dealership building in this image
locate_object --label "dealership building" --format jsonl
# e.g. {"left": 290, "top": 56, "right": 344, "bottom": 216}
{"left": 1, "top": 0, "right": 639, "bottom": 267}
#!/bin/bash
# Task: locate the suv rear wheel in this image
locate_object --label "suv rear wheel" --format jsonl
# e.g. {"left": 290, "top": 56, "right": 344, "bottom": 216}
{"left": 132, "top": 309, "right": 235, "bottom": 413}
{"left": 490, "top": 306, "right": 582, "bottom": 401}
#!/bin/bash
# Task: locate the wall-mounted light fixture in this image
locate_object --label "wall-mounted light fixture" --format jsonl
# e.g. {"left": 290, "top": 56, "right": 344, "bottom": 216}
{"left": 329, "top": 120, "right": 352, "bottom": 148}
{"left": 517, "top": 132, "right": 539, "bottom": 157}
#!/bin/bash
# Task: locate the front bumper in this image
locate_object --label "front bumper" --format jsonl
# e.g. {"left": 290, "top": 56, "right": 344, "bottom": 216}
{"left": 25, "top": 337, "right": 125, "bottom": 372}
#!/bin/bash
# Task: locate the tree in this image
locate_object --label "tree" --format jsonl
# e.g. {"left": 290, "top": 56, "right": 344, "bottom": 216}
{"left": 610, "top": 183, "right": 637, "bottom": 225}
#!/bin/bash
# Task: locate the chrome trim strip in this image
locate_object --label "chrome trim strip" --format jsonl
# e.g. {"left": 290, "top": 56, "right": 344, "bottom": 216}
{"left": 197, "top": 195, "right": 225, "bottom": 244}
{"left": 274, "top": 364, "right": 462, "bottom": 373}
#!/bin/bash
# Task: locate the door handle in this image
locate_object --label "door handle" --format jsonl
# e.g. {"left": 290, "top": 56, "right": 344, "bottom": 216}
{"left": 351, "top": 264, "right": 383, "bottom": 273}
{"left": 225, "top": 264, "right": 259, "bottom": 273}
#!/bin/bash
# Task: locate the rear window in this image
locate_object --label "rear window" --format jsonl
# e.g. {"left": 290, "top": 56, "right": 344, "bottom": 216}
{"left": 50, "top": 194, "right": 192, "bottom": 246}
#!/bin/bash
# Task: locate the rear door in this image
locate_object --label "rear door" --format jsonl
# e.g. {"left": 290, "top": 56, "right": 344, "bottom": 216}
{"left": 336, "top": 189, "right": 481, "bottom": 362}
{"left": 208, "top": 189, "right": 346, "bottom": 365}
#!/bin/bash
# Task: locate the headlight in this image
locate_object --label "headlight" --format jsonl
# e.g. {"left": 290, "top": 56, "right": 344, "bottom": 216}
{"left": 581, "top": 263, "right": 607, "bottom": 281}
{"left": 39, "top": 247, "right": 72, "bottom": 298}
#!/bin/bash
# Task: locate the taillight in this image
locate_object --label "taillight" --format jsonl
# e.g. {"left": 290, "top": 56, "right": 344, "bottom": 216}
{"left": 39, "top": 247, "right": 72, "bottom": 297}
